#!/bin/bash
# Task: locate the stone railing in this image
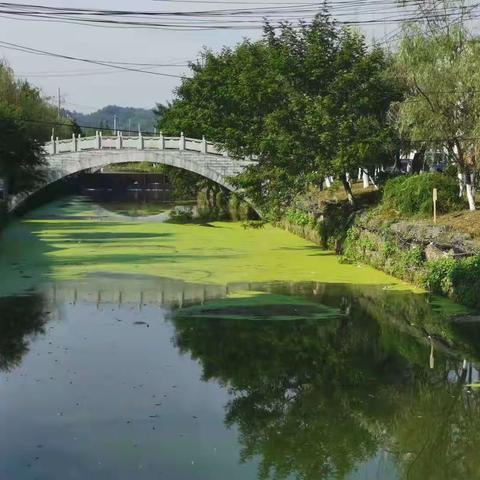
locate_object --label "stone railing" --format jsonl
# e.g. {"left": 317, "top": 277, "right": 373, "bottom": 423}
{"left": 45, "top": 132, "right": 226, "bottom": 157}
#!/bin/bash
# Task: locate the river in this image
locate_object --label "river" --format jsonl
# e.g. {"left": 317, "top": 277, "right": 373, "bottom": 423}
{"left": 1, "top": 196, "right": 480, "bottom": 480}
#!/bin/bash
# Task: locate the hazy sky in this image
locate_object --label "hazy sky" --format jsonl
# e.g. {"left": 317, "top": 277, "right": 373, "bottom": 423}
{"left": 0, "top": 1, "right": 398, "bottom": 113}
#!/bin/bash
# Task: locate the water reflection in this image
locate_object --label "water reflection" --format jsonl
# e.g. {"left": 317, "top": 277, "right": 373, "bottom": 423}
{"left": 172, "top": 282, "right": 480, "bottom": 480}
{"left": 0, "top": 294, "right": 48, "bottom": 372}
{"left": 1, "top": 279, "right": 480, "bottom": 479}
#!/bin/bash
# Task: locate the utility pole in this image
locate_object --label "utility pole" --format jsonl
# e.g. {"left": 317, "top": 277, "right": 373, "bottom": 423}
{"left": 113, "top": 114, "right": 117, "bottom": 135}
{"left": 57, "top": 87, "right": 61, "bottom": 117}
{"left": 128, "top": 118, "right": 131, "bottom": 136}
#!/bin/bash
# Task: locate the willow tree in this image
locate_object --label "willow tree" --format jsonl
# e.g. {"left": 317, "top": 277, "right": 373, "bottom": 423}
{"left": 395, "top": 20, "right": 480, "bottom": 210}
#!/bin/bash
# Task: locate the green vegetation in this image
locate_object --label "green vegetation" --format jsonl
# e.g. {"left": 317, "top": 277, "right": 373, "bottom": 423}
{"left": 342, "top": 224, "right": 426, "bottom": 284}
{"left": 175, "top": 291, "right": 342, "bottom": 321}
{"left": 158, "top": 12, "right": 401, "bottom": 214}
{"left": 0, "top": 111, "right": 43, "bottom": 196}
{"left": 102, "top": 162, "right": 162, "bottom": 173}
{"left": 0, "top": 62, "right": 75, "bottom": 199}
{"left": 381, "top": 173, "right": 464, "bottom": 217}
{"left": 394, "top": 14, "right": 480, "bottom": 210}
{"left": 0, "top": 197, "right": 405, "bottom": 297}
{"left": 424, "top": 256, "right": 480, "bottom": 309}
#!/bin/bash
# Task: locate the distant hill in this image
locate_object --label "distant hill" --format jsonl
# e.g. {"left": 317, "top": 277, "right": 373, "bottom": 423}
{"left": 66, "top": 105, "right": 157, "bottom": 134}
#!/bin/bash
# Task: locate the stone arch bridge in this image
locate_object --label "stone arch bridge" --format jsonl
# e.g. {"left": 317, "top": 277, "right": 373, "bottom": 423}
{"left": 8, "top": 132, "right": 257, "bottom": 212}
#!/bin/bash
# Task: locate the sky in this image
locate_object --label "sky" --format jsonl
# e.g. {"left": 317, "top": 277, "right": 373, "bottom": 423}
{"left": 0, "top": 0, "right": 461, "bottom": 113}
{"left": 1, "top": 1, "right": 259, "bottom": 112}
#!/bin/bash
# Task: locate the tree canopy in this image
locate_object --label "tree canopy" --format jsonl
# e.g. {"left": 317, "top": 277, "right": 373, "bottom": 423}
{"left": 0, "top": 62, "right": 74, "bottom": 197}
{"left": 394, "top": 23, "right": 480, "bottom": 209}
{"left": 158, "top": 14, "right": 401, "bottom": 215}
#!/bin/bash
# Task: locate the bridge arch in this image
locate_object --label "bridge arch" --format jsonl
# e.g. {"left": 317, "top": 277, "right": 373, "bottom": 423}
{"left": 8, "top": 134, "right": 257, "bottom": 213}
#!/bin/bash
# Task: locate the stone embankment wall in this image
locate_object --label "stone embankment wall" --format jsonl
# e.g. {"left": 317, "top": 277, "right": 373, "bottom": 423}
{"left": 280, "top": 207, "right": 480, "bottom": 309}
{"left": 341, "top": 213, "right": 480, "bottom": 308}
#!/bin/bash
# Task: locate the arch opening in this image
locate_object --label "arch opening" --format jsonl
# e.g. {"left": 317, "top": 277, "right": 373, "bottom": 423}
{"left": 10, "top": 153, "right": 258, "bottom": 219}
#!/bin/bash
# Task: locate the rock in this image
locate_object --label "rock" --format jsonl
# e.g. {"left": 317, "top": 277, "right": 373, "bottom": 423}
{"left": 424, "top": 242, "right": 454, "bottom": 261}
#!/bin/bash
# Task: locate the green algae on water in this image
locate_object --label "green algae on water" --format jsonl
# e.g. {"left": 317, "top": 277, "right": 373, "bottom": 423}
{"left": 0, "top": 197, "right": 410, "bottom": 297}
{"left": 175, "top": 291, "right": 343, "bottom": 321}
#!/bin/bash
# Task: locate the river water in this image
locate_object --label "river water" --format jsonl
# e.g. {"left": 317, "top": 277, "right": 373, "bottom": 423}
{"left": 1, "top": 197, "right": 480, "bottom": 480}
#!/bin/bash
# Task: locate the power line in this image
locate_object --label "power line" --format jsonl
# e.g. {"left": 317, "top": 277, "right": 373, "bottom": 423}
{"left": 20, "top": 117, "right": 158, "bottom": 136}
{"left": 0, "top": 0, "right": 477, "bottom": 31}
{"left": 0, "top": 39, "right": 189, "bottom": 79}
{"left": 16, "top": 65, "right": 190, "bottom": 78}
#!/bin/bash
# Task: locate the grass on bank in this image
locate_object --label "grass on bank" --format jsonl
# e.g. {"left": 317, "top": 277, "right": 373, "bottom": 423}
{"left": 322, "top": 174, "right": 479, "bottom": 240}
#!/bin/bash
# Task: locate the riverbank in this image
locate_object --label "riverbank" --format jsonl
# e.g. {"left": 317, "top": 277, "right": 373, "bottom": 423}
{"left": 279, "top": 179, "right": 480, "bottom": 310}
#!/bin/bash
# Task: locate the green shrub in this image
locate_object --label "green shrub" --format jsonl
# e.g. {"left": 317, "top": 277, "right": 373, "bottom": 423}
{"left": 381, "top": 173, "right": 463, "bottom": 217}
{"left": 168, "top": 207, "right": 194, "bottom": 223}
{"left": 422, "top": 257, "right": 456, "bottom": 294}
{"left": 284, "top": 208, "right": 315, "bottom": 227}
{"left": 423, "top": 255, "right": 480, "bottom": 309}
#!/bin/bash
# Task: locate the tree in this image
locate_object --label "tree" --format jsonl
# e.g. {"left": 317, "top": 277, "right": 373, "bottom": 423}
{"left": 394, "top": 8, "right": 480, "bottom": 210}
{"left": 159, "top": 13, "right": 400, "bottom": 214}
{"left": 0, "top": 62, "right": 76, "bottom": 200}
{"left": 0, "top": 106, "right": 45, "bottom": 196}
{"left": 0, "top": 61, "right": 73, "bottom": 142}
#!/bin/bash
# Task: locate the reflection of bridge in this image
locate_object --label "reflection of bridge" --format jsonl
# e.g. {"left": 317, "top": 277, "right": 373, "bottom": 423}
{"left": 9, "top": 133, "right": 257, "bottom": 211}
{"left": 40, "top": 276, "right": 259, "bottom": 310}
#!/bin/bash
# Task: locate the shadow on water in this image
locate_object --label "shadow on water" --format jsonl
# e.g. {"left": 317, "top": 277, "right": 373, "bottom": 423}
{"left": 0, "top": 203, "right": 240, "bottom": 296}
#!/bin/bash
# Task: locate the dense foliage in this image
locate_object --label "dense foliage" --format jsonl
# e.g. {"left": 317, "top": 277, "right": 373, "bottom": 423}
{"left": 381, "top": 173, "right": 464, "bottom": 217}
{"left": 394, "top": 17, "right": 480, "bottom": 209}
{"left": 0, "top": 62, "right": 72, "bottom": 142}
{"left": 424, "top": 255, "right": 480, "bottom": 309}
{"left": 158, "top": 13, "right": 401, "bottom": 217}
{"left": 0, "top": 110, "right": 44, "bottom": 195}
{"left": 0, "top": 62, "right": 74, "bottom": 199}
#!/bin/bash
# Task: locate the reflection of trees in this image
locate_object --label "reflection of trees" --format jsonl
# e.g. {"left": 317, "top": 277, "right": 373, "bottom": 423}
{"left": 172, "top": 285, "right": 480, "bottom": 480}
{"left": 391, "top": 378, "right": 480, "bottom": 480}
{"left": 0, "top": 294, "right": 48, "bottom": 372}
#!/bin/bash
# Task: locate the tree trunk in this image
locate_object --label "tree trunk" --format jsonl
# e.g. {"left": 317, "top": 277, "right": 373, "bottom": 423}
{"left": 345, "top": 172, "right": 351, "bottom": 186}
{"left": 362, "top": 168, "right": 369, "bottom": 189}
{"left": 466, "top": 185, "right": 476, "bottom": 210}
{"left": 466, "top": 172, "right": 476, "bottom": 211}
{"left": 411, "top": 148, "right": 425, "bottom": 174}
{"left": 458, "top": 171, "right": 466, "bottom": 198}
{"left": 342, "top": 175, "right": 355, "bottom": 206}
{"left": 367, "top": 173, "right": 379, "bottom": 191}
